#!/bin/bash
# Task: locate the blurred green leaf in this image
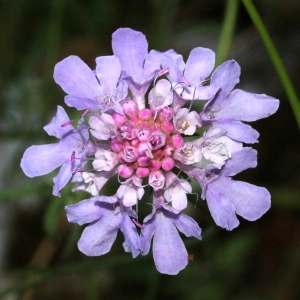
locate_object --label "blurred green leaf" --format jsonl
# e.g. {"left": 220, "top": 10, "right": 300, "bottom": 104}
{"left": 269, "top": 187, "right": 300, "bottom": 210}
{"left": 0, "top": 185, "right": 39, "bottom": 205}
{"left": 43, "top": 197, "right": 65, "bottom": 241}
{"left": 216, "top": 0, "right": 239, "bottom": 66}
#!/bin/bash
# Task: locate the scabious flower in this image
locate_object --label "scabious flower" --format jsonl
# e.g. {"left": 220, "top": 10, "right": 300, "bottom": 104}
{"left": 20, "top": 27, "right": 279, "bottom": 275}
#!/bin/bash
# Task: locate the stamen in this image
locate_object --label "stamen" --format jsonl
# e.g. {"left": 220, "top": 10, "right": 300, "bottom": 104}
{"left": 132, "top": 219, "right": 144, "bottom": 229}
{"left": 81, "top": 108, "right": 90, "bottom": 117}
{"left": 180, "top": 145, "right": 194, "bottom": 158}
{"left": 72, "top": 168, "right": 85, "bottom": 175}
{"left": 188, "top": 87, "right": 197, "bottom": 111}
{"left": 180, "top": 120, "right": 190, "bottom": 131}
{"left": 71, "top": 151, "right": 76, "bottom": 164}
{"left": 157, "top": 67, "right": 169, "bottom": 77}
{"left": 61, "top": 120, "right": 74, "bottom": 127}
{"left": 153, "top": 67, "right": 170, "bottom": 87}
{"left": 181, "top": 76, "right": 191, "bottom": 87}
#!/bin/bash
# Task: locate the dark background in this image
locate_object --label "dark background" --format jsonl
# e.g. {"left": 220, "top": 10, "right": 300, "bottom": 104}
{"left": 0, "top": 0, "right": 299, "bottom": 299}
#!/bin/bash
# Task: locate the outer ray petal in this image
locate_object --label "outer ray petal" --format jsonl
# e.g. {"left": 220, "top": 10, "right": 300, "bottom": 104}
{"left": 218, "top": 120, "right": 260, "bottom": 143}
{"left": 120, "top": 213, "right": 141, "bottom": 258}
{"left": 54, "top": 55, "right": 100, "bottom": 99}
{"left": 21, "top": 143, "right": 69, "bottom": 177}
{"left": 65, "top": 198, "right": 104, "bottom": 225}
{"left": 78, "top": 208, "right": 122, "bottom": 256}
{"left": 43, "top": 105, "right": 76, "bottom": 138}
{"left": 112, "top": 28, "right": 148, "bottom": 82}
{"left": 153, "top": 212, "right": 188, "bottom": 275}
{"left": 227, "top": 179, "right": 271, "bottom": 221}
{"left": 211, "top": 60, "right": 240, "bottom": 99}
{"left": 96, "top": 55, "right": 122, "bottom": 90}
{"left": 185, "top": 47, "right": 215, "bottom": 85}
{"left": 218, "top": 89, "right": 280, "bottom": 121}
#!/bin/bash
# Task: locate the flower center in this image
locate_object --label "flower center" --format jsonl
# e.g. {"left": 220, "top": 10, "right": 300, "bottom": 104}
{"left": 98, "top": 94, "right": 116, "bottom": 108}
{"left": 111, "top": 107, "right": 183, "bottom": 178}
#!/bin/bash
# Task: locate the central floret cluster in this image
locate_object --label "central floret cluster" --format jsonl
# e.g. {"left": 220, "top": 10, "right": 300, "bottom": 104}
{"left": 20, "top": 28, "right": 279, "bottom": 275}
{"left": 110, "top": 105, "right": 179, "bottom": 177}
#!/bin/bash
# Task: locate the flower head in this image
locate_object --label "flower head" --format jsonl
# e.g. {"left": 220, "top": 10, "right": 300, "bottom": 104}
{"left": 21, "top": 27, "right": 279, "bottom": 275}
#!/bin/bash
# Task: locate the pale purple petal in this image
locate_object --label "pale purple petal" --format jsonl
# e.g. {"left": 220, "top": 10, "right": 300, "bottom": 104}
{"left": 165, "top": 189, "right": 187, "bottom": 211}
{"left": 211, "top": 60, "right": 240, "bottom": 99}
{"left": 65, "top": 198, "right": 104, "bottom": 225}
{"left": 54, "top": 55, "right": 100, "bottom": 99}
{"left": 205, "top": 125, "right": 227, "bottom": 138}
{"left": 222, "top": 147, "right": 257, "bottom": 177}
{"left": 226, "top": 179, "right": 271, "bottom": 221}
{"left": 112, "top": 28, "right": 147, "bottom": 82}
{"left": 218, "top": 120, "right": 260, "bottom": 143}
{"left": 126, "top": 82, "right": 151, "bottom": 106}
{"left": 52, "top": 160, "right": 74, "bottom": 196}
{"left": 140, "top": 216, "right": 156, "bottom": 255}
{"left": 153, "top": 49, "right": 184, "bottom": 83}
{"left": 218, "top": 89, "right": 280, "bottom": 121}
{"left": 153, "top": 212, "right": 188, "bottom": 275}
{"left": 143, "top": 49, "right": 173, "bottom": 81}
{"left": 21, "top": 143, "right": 69, "bottom": 177}
{"left": 89, "top": 113, "right": 115, "bottom": 140}
{"left": 78, "top": 215, "right": 120, "bottom": 256}
{"left": 148, "top": 79, "right": 173, "bottom": 111}
{"left": 71, "top": 170, "right": 117, "bottom": 196}
{"left": 64, "top": 95, "right": 99, "bottom": 110}
{"left": 206, "top": 178, "right": 240, "bottom": 230}
{"left": 43, "top": 106, "right": 76, "bottom": 138}
{"left": 97, "top": 195, "right": 118, "bottom": 204}
{"left": 194, "top": 85, "right": 219, "bottom": 100}
{"left": 184, "top": 47, "right": 215, "bottom": 85}
{"left": 174, "top": 214, "right": 202, "bottom": 239}
{"left": 120, "top": 213, "right": 141, "bottom": 258}
{"left": 96, "top": 55, "right": 121, "bottom": 90}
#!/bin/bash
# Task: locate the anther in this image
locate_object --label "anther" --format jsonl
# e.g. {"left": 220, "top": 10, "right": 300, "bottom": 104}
{"left": 180, "top": 120, "right": 190, "bottom": 131}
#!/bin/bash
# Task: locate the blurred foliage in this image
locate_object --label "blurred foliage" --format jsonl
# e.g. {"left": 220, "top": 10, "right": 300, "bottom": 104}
{"left": 0, "top": 0, "right": 300, "bottom": 299}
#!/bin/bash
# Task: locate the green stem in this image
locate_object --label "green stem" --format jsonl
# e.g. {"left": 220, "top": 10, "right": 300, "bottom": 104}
{"left": 216, "top": 0, "right": 239, "bottom": 66}
{"left": 242, "top": 0, "right": 300, "bottom": 129}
